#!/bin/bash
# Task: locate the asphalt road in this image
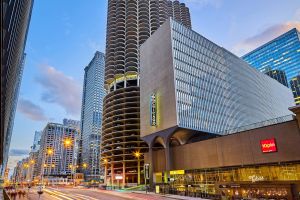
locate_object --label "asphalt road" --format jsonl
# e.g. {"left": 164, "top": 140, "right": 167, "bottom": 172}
{"left": 25, "top": 187, "right": 175, "bottom": 200}
{"left": 27, "top": 187, "right": 130, "bottom": 200}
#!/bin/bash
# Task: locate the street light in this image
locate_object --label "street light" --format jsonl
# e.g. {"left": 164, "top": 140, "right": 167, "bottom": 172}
{"left": 133, "top": 151, "right": 142, "bottom": 185}
{"left": 83, "top": 163, "right": 88, "bottom": 169}
{"left": 47, "top": 149, "right": 53, "bottom": 155}
{"left": 64, "top": 138, "right": 72, "bottom": 147}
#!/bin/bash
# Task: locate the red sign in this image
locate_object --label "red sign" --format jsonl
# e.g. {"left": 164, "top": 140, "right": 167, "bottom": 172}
{"left": 260, "top": 138, "right": 277, "bottom": 153}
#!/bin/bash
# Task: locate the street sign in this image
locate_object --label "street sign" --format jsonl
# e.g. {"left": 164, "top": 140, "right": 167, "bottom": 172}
{"left": 144, "top": 163, "right": 150, "bottom": 179}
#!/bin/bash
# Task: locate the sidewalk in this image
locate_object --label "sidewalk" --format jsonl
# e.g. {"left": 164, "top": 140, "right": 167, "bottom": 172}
{"left": 132, "top": 191, "right": 209, "bottom": 200}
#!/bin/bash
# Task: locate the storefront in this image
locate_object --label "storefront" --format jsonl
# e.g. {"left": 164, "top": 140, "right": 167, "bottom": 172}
{"left": 154, "top": 163, "right": 300, "bottom": 199}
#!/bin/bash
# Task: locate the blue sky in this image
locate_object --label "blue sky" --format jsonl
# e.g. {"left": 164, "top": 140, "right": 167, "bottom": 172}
{"left": 8, "top": 0, "right": 300, "bottom": 170}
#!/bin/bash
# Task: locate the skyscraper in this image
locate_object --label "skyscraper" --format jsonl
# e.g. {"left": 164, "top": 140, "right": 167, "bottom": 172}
{"left": 242, "top": 28, "right": 300, "bottom": 104}
{"left": 290, "top": 74, "right": 300, "bottom": 105}
{"left": 101, "top": 0, "right": 191, "bottom": 187}
{"left": 80, "top": 51, "right": 105, "bottom": 181}
{"left": 263, "top": 67, "right": 289, "bottom": 87}
{"left": 1, "top": 0, "right": 34, "bottom": 176}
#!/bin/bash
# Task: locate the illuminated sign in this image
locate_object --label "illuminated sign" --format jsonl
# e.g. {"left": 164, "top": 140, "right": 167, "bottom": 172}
{"left": 150, "top": 93, "right": 157, "bottom": 126}
{"left": 170, "top": 170, "right": 185, "bottom": 175}
{"left": 248, "top": 175, "right": 264, "bottom": 183}
{"left": 115, "top": 175, "right": 123, "bottom": 180}
{"left": 260, "top": 138, "right": 277, "bottom": 153}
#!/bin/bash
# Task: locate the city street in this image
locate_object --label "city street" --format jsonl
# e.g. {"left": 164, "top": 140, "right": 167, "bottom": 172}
{"left": 24, "top": 187, "right": 178, "bottom": 200}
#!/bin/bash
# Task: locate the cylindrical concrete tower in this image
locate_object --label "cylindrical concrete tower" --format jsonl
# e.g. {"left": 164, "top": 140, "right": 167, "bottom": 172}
{"left": 101, "top": 0, "right": 191, "bottom": 187}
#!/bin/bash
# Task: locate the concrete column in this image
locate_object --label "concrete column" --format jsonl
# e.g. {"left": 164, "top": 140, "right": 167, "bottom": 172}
{"left": 149, "top": 146, "right": 154, "bottom": 187}
{"left": 104, "top": 164, "right": 107, "bottom": 185}
{"left": 165, "top": 142, "right": 172, "bottom": 183}
{"left": 122, "top": 162, "right": 126, "bottom": 188}
{"left": 111, "top": 163, "right": 114, "bottom": 187}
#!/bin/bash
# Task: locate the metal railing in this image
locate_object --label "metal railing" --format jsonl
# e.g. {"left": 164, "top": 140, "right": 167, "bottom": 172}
{"left": 218, "top": 114, "right": 295, "bottom": 135}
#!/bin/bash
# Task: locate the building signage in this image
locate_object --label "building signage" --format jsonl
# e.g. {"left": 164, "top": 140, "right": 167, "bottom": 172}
{"left": 260, "top": 138, "right": 277, "bottom": 153}
{"left": 150, "top": 93, "right": 157, "bottom": 126}
{"left": 170, "top": 170, "right": 185, "bottom": 175}
{"left": 248, "top": 175, "right": 264, "bottom": 183}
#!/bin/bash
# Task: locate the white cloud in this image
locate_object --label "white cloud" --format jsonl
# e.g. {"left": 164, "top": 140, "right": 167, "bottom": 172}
{"left": 17, "top": 98, "right": 48, "bottom": 121}
{"left": 36, "top": 65, "right": 82, "bottom": 116}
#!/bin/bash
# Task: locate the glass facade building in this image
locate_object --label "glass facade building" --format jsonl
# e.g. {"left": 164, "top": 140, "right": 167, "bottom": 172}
{"left": 80, "top": 51, "right": 105, "bottom": 180}
{"left": 1, "top": 0, "right": 34, "bottom": 176}
{"left": 263, "top": 67, "right": 288, "bottom": 87}
{"left": 242, "top": 28, "right": 300, "bottom": 104}
{"left": 290, "top": 74, "right": 300, "bottom": 105}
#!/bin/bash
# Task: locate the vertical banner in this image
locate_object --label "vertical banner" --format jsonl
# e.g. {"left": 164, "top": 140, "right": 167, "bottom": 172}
{"left": 150, "top": 93, "right": 157, "bottom": 126}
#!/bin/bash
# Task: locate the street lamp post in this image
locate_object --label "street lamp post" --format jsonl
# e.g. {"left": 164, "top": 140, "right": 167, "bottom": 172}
{"left": 133, "top": 151, "right": 141, "bottom": 185}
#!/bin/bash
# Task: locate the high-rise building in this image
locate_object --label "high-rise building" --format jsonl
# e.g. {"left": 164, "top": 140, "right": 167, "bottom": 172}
{"left": 31, "top": 131, "right": 42, "bottom": 152}
{"left": 63, "top": 119, "right": 80, "bottom": 130}
{"left": 101, "top": 0, "right": 191, "bottom": 187}
{"left": 26, "top": 131, "right": 42, "bottom": 181}
{"left": 37, "top": 122, "right": 78, "bottom": 180}
{"left": 263, "top": 67, "right": 289, "bottom": 87}
{"left": 12, "top": 157, "right": 29, "bottom": 183}
{"left": 290, "top": 74, "right": 300, "bottom": 105}
{"left": 1, "top": 0, "right": 34, "bottom": 176}
{"left": 80, "top": 51, "right": 105, "bottom": 181}
{"left": 242, "top": 28, "right": 300, "bottom": 104}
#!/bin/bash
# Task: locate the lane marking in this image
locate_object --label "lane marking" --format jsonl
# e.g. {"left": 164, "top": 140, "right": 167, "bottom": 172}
{"left": 69, "top": 193, "right": 99, "bottom": 200}
{"left": 45, "top": 189, "right": 76, "bottom": 200}
{"left": 50, "top": 194, "right": 65, "bottom": 200}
